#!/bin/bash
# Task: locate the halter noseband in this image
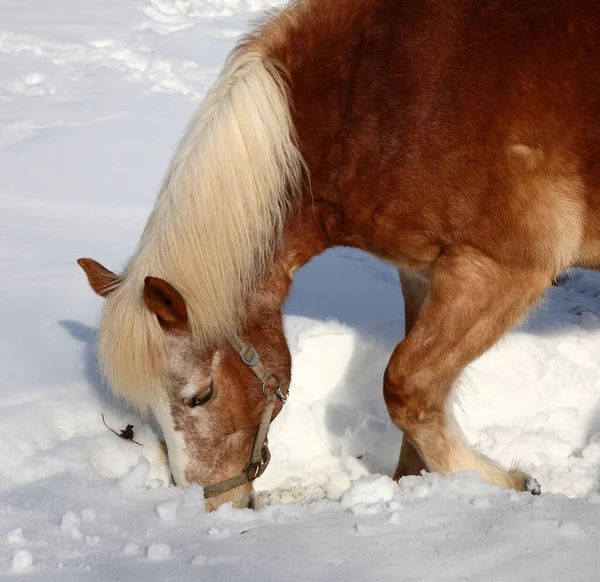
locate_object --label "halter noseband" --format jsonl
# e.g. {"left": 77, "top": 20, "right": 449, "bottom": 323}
{"left": 201, "top": 336, "right": 287, "bottom": 500}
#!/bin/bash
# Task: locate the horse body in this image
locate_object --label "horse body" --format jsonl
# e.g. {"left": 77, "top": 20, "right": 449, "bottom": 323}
{"left": 80, "top": 0, "right": 600, "bottom": 509}
{"left": 279, "top": 0, "right": 600, "bottom": 269}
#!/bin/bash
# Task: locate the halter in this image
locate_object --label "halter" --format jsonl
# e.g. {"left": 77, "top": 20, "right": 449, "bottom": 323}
{"left": 201, "top": 336, "right": 287, "bottom": 500}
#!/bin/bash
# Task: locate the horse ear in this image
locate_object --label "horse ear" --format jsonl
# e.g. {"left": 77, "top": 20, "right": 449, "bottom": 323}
{"left": 77, "top": 258, "right": 119, "bottom": 297}
{"left": 143, "top": 277, "right": 189, "bottom": 332}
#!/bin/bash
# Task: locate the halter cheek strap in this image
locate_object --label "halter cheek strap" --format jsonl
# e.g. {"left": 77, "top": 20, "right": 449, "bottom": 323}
{"left": 201, "top": 336, "right": 287, "bottom": 500}
{"left": 227, "top": 335, "right": 288, "bottom": 402}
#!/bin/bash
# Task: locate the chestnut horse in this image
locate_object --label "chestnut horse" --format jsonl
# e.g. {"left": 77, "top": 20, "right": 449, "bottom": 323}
{"left": 79, "top": 0, "right": 600, "bottom": 509}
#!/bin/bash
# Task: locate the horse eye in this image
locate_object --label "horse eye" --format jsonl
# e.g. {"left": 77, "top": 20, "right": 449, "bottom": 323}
{"left": 188, "top": 382, "right": 214, "bottom": 408}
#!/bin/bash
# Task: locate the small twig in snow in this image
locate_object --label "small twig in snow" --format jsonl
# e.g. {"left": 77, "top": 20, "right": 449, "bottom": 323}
{"left": 101, "top": 414, "right": 142, "bottom": 446}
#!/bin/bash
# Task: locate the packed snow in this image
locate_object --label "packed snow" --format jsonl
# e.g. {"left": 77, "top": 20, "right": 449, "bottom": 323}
{"left": 1, "top": 0, "right": 600, "bottom": 579}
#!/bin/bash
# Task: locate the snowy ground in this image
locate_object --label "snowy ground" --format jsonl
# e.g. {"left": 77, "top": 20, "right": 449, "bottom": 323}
{"left": 2, "top": 1, "right": 600, "bottom": 579}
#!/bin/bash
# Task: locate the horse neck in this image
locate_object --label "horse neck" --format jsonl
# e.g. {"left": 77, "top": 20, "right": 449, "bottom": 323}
{"left": 247, "top": 206, "right": 333, "bottom": 320}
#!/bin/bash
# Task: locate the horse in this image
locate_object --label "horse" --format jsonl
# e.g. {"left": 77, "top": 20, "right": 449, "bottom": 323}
{"left": 78, "top": 0, "right": 600, "bottom": 510}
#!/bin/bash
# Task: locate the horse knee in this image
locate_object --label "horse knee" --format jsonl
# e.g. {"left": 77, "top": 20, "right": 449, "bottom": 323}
{"left": 383, "top": 365, "right": 443, "bottom": 433}
{"left": 383, "top": 366, "right": 407, "bottom": 422}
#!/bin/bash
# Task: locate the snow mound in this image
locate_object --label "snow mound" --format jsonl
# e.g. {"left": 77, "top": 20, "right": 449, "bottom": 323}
{"left": 341, "top": 475, "right": 397, "bottom": 508}
{"left": 11, "top": 550, "right": 33, "bottom": 573}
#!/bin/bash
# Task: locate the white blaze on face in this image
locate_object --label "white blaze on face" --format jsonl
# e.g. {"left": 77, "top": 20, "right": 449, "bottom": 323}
{"left": 151, "top": 396, "right": 190, "bottom": 487}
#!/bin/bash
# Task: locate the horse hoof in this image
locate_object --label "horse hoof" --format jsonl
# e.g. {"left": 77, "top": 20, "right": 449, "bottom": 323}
{"left": 524, "top": 477, "right": 541, "bottom": 495}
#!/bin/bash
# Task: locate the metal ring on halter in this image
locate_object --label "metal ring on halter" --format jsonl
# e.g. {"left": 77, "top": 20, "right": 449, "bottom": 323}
{"left": 262, "top": 374, "right": 287, "bottom": 403}
{"left": 245, "top": 444, "right": 271, "bottom": 481}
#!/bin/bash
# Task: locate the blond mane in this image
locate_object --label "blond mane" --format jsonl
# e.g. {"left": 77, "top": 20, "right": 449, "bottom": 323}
{"left": 97, "top": 27, "right": 304, "bottom": 410}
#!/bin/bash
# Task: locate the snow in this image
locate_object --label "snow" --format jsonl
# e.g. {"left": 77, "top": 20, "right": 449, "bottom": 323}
{"left": 122, "top": 542, "right": 141, "bottom": 556}
{"left": 117, "top": 457, "right": 152, "bottom": 491}
{"left": 155, "top": 499, "right": 180, "bottom": 521}
{"left": 1, "top": 0, "right": 600, "bottom": 579}
{"left": 146, "top": 543, "right": 171, "bottom": 560}
{"left": 11, "top": 550, "right": 33, "bottom": 573}
{"left": 341, "top": 475, "right": 397, "bottom": 508}
{"left": 60, "top": 511, "right": 83, "bottom": 540}
{"left": 6, "top": 528, "right": 25, "bottom": 545}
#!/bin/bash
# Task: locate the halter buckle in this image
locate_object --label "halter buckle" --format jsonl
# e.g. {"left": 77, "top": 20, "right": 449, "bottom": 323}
{"left": 239, "top": 345, "right": 260, "bottom": 367}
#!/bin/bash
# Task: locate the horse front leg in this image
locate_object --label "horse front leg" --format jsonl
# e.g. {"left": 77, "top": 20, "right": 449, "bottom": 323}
{"left": 385, "top": 249, "right": 549, "bottom": 492}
